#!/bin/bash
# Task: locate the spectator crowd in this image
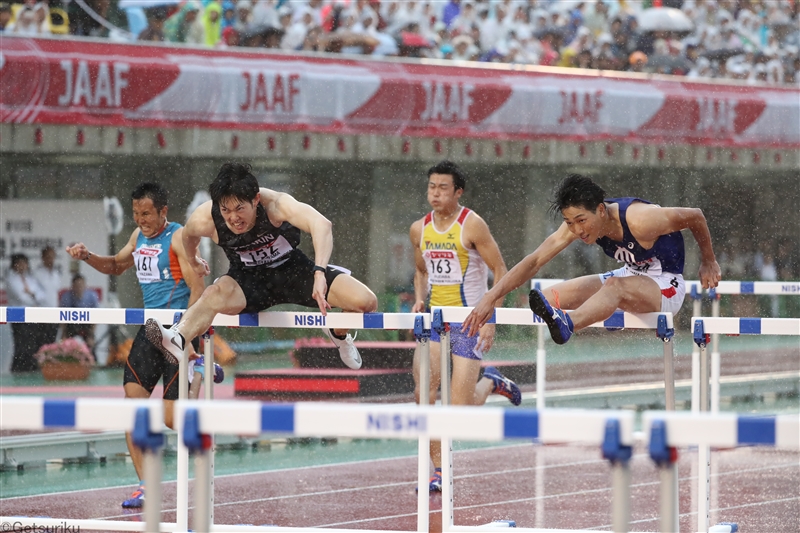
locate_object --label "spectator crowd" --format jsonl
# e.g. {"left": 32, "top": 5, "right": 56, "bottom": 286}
{"left": 1, "top": 1, "right": 798, "bottom": 84}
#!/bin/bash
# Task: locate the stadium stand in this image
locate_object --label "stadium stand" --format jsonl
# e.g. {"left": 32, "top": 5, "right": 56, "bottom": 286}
{"left": 3, "top": 0, "right": 797, "bottom": 85}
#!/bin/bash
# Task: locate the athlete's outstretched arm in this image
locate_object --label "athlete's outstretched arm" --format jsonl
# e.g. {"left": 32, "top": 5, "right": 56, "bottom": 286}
{"left": 182, "top": 201, "right": 215, "bottom": 278}
{"left": 627, "top": 205, "right": 721, "bottom": 289}
{"left": 409, "top": 219, "right": 429, "bottom": 314}
{"left": 463, "top": 223, "right": 576, "bottom": 335}
{"left": 467, "top": 215, "right": 508, "bottom": 353}
{"left": 270, "top": 191, "right": 334, "bottom": 313}
{"left": 65, "top": 230, "right": 137, "bottom": 276}
{"left": 172, "top": 228, "right": 206, "bottom": 307}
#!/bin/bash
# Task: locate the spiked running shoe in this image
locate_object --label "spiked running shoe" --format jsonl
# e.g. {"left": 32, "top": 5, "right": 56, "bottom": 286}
{"left": 193, "top": 356, "right": 225, "bottom": 383}
{"left": 415, "top": 468, "right": 443, "bottom": 493}
{"left": 122, "top": 484, "right": 145, "bottom": 508}
{"left": 483, "top": 366, "right": 522, "bottom": 406}
{"left": 323, "top": 329, "right": 362, "bottom": 369}
{"left": 145, "top": 318, "right": 185, "bottom": 365}
{"left": 429, "top": 469, "right": 442, "bottom": 492}
{"left": 529, "top": 289, "right": 574, "bottom": 345}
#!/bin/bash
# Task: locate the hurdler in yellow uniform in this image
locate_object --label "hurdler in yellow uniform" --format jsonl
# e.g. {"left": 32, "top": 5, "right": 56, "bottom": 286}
{"left": 410, "top": 160, "right": 520, "bottom": 494}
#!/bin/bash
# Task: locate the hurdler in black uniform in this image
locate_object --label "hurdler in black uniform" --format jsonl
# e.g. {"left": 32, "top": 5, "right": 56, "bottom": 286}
{"left": 211, "top": 202, "right": 346, "bottom": 313}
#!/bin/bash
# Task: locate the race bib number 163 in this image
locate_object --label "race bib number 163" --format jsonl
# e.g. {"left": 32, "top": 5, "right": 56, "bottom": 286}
{"left": 424, "top": 250, "right": 464, "bottom": 285}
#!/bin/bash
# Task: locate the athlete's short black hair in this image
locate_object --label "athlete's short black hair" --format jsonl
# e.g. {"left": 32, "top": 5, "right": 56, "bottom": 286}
{"left": 428, "top": 160, "right": 466, "bottom": 191}
{"left": 131, "top": 182, "right": 169, "bottom": 211}
{"left": 209, "top": 162, "right": 259, "bottom": 204}
{"left": 549, "top": 174, "right": 606, "bottom": 216}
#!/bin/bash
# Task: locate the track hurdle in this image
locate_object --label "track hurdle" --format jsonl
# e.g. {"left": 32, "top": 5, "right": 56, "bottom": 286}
{"left": 0, "top": 305, "right": 221, "bottom": 531}
{"left": 529, "top": 280, "right": 678, "bottom": 410}
{"left": 432, "top": 306, "right": 674, "bottom": 533}
{"left": 0, "top": 306, "right": 431, "bottom": 532}
{"left": 176, "top": 399, "right": 636, "bottom": 533}
{"left": 691, "top": 316, "right": 800, "bottom": 533}
{"left": 644, "top": 409, "right": 800, "bottom": 533}
{"left": 0, "top": 397, "right": 168, "bottom": 532}
{"left": 697, "top": 281, "right": 800, "bottom": 413}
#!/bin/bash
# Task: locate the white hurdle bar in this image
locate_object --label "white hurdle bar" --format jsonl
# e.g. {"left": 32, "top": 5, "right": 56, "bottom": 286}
{"left": 432, "top": 306, "right": 673, "bottom": 533}
{"left": 0, "top": 306, "right": 427, "bottom": 331}
{"left": 177, "top": 400, "right": 637, "bottom": 533}
{"left": 0, "top": 397, "right": 170, "bottom": 532}
{"left": 644, "top": 410, "right": 800, "bottom": 533}
{"left": 0, "top": 396, "right": 636, "bottom": 533}
{"left": 691, "top": 316, "right": 800, "bottom": 533}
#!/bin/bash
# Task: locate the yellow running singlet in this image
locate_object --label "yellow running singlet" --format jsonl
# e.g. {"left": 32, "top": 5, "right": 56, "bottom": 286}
{"left": 420, "top": 207, "right": 488, "bottom": 307}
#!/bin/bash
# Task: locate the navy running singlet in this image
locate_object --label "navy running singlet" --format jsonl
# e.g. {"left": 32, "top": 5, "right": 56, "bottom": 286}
{"left": 595, "top": 197, "right": 685, "bottom": 275}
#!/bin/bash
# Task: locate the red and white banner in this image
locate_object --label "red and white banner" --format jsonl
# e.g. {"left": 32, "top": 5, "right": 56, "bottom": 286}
{"left": 1, "top": 36, "right": 798, "bottom": 147}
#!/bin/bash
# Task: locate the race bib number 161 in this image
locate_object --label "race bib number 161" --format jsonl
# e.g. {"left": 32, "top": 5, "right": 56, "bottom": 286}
{"left": 134, "top": 247, "right": 162, "bottom": 284}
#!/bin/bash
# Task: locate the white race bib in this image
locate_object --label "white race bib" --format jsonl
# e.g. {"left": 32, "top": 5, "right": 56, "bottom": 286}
{"left": 133, "top": 247, "right": 162, "bottom": 284}
{"left": 237, "top": 235, "right": 294, "bottom": 267}
{"left": 627, "top": 257, "right": 663, "bottom": 277}
{"left": 423, "top": 250, "right": 464, "bottom": 285}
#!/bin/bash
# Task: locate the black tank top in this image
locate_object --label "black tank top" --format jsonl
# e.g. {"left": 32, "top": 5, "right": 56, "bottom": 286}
{"left": 212, "top": 202, "right": 302, "bottom": 269}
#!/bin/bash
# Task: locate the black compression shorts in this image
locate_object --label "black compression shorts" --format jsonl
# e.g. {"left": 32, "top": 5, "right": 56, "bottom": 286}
{"left": 123, "top": 325, "right": 199, "bottom": 400}
{"left": 224, "top": 251, "right": 346, "bottom": 314}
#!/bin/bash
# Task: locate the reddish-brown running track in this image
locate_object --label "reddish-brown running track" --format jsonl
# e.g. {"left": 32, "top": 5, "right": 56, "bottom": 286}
{"left": 1, "top": 443, "right": 797, "bottom": 532}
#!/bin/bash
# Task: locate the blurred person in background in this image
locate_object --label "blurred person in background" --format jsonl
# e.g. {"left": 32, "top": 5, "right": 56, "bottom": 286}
{"left": 629, "top": 50, "right": 648, "bottom": 72}
{"left": 34, "top": 246, "right": 61, "bottom": 346}
{"left": 200, "top": 0, "right": 222, "bottom": 46}
{"left": 584, "top": 0, "right": 610, "bottom": 36}
{"left": 7, "top": 254, "right": 47, "bottom": 372}
{"left": 450, "top": 2, "right": 476, "bottom": 35}
{"left": 219, "top": 25, "right": 239, "bottom": 48}
{"left": 221, "top": 0, "right": 236, "bottom": 31}
{"left": 7, "top": 0, "right": 50, "bottom": 35}
{"left": 0, "top": 2, "right": 12, "bottom": 32}
{"left": 137, "top": 6, "right": 167, "bottom": 42}
{"left": 234, "top": 0, "right": 253, "bottom": 32}
{"left": 251, "top": 0, "right": 279, "bottom": 28}
{"left": 69, "top": 0, "right": 115, "bottom": 38}
{"left": 164, "top": 0, "right": 201, "bottom": 43}
{"left": 283, "top": 5, "right": 313, "bottom": 50}
{"left": 59, "top": 274, "right": 99, "bottom": 354}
